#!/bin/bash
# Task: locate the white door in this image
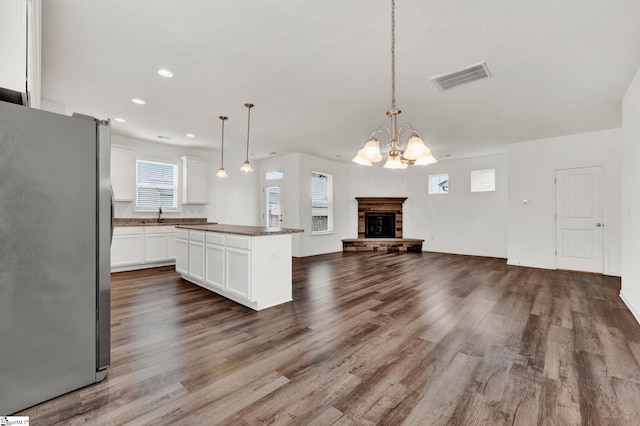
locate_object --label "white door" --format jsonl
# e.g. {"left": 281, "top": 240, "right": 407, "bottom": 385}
{"left": 555, "top": 166, "right": 604, "bottom": 273}
{"left": 265, "top": 183, "right": 283, "bottom": 228}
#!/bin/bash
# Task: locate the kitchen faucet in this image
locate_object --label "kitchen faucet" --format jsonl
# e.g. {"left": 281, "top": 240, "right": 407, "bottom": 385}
{"left": 158, "top": 207, "right": 162, "bottom": 222}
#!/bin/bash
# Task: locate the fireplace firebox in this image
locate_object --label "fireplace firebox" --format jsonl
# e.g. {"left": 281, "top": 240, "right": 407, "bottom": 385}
{"left": 365, "top": 212, "right": 396, "bottom": 238}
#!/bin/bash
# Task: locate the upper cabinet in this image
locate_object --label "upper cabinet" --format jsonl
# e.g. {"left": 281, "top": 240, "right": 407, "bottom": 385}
{"left": 181, "top": 156, "right": 210, "bottom": 204}
{"left": 111, "top": 146, "right": 136, "bottom": 201}
{"left": 0, "top": 0, "right": 41, "bottom": 107}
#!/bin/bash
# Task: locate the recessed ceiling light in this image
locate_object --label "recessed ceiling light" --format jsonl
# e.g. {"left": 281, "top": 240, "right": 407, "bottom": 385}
{"left": 158, "top": 69, "right": 174, "bottom": 78}
{"left": 114, "top": 117, "right": 126, "bottom": 123}
{"left": 186, "top": 133, "right": 195, "bottom": 138}
{"left": 132, "top": 98, "right": 146, "bottom": 105}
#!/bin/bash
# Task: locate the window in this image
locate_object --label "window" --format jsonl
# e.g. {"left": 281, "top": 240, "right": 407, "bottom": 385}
{"left": 471, "top": 169, "right": 496, "bottom": 192}
{"left": 266, "top": 170, "right": 283, "bottom": 181}
{"left": 429, "top": 173, "right": 449, "bottom": 194}
{"left": 136, "top": 160, "right": 178, "bottom": 209}
{"left": 311, "top": 172, "right": 333, "bottom": 233}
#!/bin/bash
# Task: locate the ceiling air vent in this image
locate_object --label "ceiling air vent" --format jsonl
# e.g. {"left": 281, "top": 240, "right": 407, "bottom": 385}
{"left": 430, "top": 61, "right": 491, "bottom": 91}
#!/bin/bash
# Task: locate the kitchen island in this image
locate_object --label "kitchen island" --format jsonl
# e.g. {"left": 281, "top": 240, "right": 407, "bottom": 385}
{"left": 175, "top": 224, "right": 303, "bottom": 310}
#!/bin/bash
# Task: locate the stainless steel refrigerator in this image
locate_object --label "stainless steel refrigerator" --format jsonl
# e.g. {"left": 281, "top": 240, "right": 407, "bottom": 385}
{"left": 0, "top": 100, "right": 111, "bottom": 414}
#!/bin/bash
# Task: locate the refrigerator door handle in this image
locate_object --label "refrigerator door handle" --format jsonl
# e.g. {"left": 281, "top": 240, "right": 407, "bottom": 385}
{"left": 110, "top": 186, "right": 114, "bottom": 244}
{"left": 95, "top": 117, "right": 111, "bottom": 374}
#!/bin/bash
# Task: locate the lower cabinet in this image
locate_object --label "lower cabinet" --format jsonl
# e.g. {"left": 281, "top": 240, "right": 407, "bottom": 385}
{"left": 111, "top": 227, "right": 144, "bottom": 268}
{"left": 226, "top": 248, "right": 251, "bottom": 300}
{"left": 188, "top": 231, "right": 206, "bottom": 282}
{"left": 205, "top": 243, "right": 225, "bottom": 291}
{"left": 176, "top": 230, "right": 292, "bottom": 310}
{"left": 204, "top": 232, "right": 250, "bottom": 296}
{"left": 175, "top": 230, "right": 189, "bottom": 275}
{"left": 225, "top": 235, "right": 251, "bottom": 300}
{"left": 111, "top": 226, "right": 177, "bottom": 272}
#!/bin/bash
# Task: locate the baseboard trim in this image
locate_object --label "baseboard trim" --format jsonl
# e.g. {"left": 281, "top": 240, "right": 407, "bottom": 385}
{"left": 506, "top": 259, "right": 555, "bottom": 270}
{"left": 620, "top": 290, "right": 640, "bottom": 326}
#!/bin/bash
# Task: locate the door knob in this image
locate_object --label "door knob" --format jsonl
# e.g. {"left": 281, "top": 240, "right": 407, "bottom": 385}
{"left": 596, "top": 223, "right": 603, "bottom": 227}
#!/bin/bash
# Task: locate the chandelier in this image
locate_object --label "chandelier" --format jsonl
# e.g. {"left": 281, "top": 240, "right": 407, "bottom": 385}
{"left": 352, "top": 0, "right": 436, "bottom": 169}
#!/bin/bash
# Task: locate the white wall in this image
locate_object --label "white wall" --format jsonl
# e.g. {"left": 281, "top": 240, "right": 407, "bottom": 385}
{"left": 350, "top": 153, "right": 509, "bottom": 258}
{"left": 507, "top": 128, "right": 622, "bottom": 275}
{"left": 259, "top": 153, "right": 351, "bottom": 257}
{"left": 0, "top": 0, "right": 27, "bottom": 92}
{"left": 621, "top": 66, "right": 640, "bottom": 321}
{"left": 210, "top": 148, "right": 261, "bottom": 226}
{"left": 111, "top": 134, "right": 260, "bottom": 225}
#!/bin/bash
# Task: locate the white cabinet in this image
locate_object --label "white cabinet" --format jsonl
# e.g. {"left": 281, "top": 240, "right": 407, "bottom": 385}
{"left": 225, "top": 236, "right": 251, "bottom": 300}
{"left": 176, "top": 229, "right": 294, "bottom": 311}
{"left": 175, "top": 229, "right": 189, "bottom": 275}
{"left": 205, "top": 233, "right": 225, "bottom": 290}
{"left": 111, "top": 227, "right": 143, "bottom": 267}
{"left": 188, "top": 231, "right": 206, "bottom": 281}
{"left": 111, "top": 146, "right": 136, "bottom": 201}
{"left": 181, "top": 156, "right": 210, "bottom": 204}
{"left": 143, "top": 225, "right": 176, "bottom": 263}
{"left": 167, "top": 233, "right": 176, "bottom": 260}
{"left": 226, "top": 248, "right": 251, "bottom": 300}
{"left": 111, "top": 225, "right": 177, "bottom": 272}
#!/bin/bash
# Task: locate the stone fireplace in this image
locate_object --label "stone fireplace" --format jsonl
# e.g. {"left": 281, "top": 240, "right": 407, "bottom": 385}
{"left": 356, "top": 197, "right": 406, "bottom": 238}
{"left": 343, "top": 197, "right": 423, "bottom": 252}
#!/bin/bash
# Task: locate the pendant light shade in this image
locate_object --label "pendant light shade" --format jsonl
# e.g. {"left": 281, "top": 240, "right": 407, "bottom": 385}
{"left": 383, "top": 154, "right": 407, "bottom": 169}
{"left": 216, "top": 116, "right": 228, "bottom": 178}
{"left": 414, "top": 151, "right": 437, "bottom": 165}
{"left": 402, "top": 135, "right": 430, "bottom": 160}
{"left": 353, "top": 139, "right": 383, "bottom": 163}
{"left": 240, "top": 103, "right": 254, "bottom": 173}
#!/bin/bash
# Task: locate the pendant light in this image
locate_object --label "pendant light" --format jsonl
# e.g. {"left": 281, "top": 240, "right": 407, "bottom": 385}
{"left": 240, "top": 103, "right": 254, "bottom": 173}
{"left": 216, "top": 116, "right": 228, "bottom": 178}
{"left": 352, "top": 0, "right": 437, "bottom": 168}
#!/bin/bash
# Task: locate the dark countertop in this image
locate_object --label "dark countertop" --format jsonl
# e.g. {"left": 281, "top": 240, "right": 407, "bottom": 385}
{"left": 176, "top": 224, "right": 304, "bottom": 236}
{"left": 115, "top": 218, "right": 212, "bottom": 227}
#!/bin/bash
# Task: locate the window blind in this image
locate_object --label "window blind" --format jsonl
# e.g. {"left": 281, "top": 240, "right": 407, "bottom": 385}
{"left": 470, "top": 169, "right": 496, "bottom": 192}
{"left": 136, "top": 160, "right": 178, "bottom": 208}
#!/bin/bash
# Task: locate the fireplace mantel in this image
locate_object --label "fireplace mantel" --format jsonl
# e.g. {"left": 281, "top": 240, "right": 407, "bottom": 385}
{"left": 355, "top": 197, "right": 408, "bottom": 205}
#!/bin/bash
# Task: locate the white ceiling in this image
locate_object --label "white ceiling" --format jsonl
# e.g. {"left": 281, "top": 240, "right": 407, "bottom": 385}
{"left": 41, "top": 0, "right": 640, "bottom": 163}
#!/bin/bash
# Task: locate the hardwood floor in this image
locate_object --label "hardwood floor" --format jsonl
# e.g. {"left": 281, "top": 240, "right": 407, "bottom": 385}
{"left": 17, "top": 251, "right": 640, "bottom": 425}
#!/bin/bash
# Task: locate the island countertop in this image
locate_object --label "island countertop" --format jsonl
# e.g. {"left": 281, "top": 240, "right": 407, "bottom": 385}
{"left": 176, "top": 223, "right": 304, "bottom": 236}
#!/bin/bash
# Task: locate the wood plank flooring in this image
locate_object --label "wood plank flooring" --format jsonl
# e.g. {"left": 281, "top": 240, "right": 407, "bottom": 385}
{"left": 17, "top": 251, "right": 640, "bottom": 425}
